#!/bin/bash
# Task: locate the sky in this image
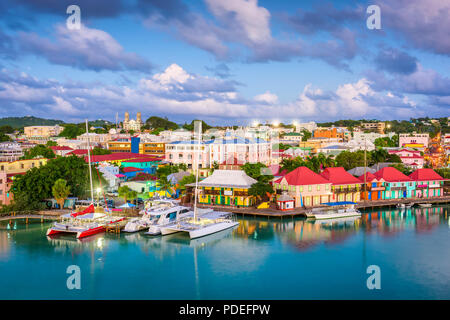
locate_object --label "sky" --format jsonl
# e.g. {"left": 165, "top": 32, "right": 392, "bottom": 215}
{"left": 0, "top": 0, "right": 449, "bottom": 126}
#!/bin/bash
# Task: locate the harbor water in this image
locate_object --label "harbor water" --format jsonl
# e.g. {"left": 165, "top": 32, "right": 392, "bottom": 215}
{"left": 0, "top": 205, "right": 449, "bottom": 299}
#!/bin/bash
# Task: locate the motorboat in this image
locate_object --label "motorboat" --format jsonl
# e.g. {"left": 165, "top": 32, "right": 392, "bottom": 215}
{"left": 396, "top": 203, "right": 405, "bottom": 209}
{"left": 418, "top": 203, "right": 432, "bottom": 208}
{"left": 309, "top": 202, "right": 361, "bottom": 220}
{"left": 124, "top": 200, "right": 192, "bottom": 234}
{"left": 46, "top": 204, "right": 125, "bottom": 239}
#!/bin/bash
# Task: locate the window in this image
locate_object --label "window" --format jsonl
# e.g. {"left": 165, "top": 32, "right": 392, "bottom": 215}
{"left": 308, "top": 185, "right": 312, "bottom": 192}
{"left": 299, "top": 186, "right": 303, "bottom": 192}
{"left": 317, "top": 185, "right": 320, "bottom": 191}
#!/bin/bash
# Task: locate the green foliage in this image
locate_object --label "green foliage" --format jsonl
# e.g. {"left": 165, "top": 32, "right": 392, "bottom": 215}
{"left": 335, "top": 150, "right": 370, "bottom": 171}
{"left": 11, "top": 156, "right": 98, "bottom": 207}
{"left": 389, "top": 163, "right": 413, "bottom": 176}
{"left": 301, "top": 130, "right": 312, "bottom": 141}
{"left": 280, "top": 153, "right": 335, "bottom": 173}
{"left": 242, "top": 162, "right": 273, "bottom": 183}
{"left": 0, "top": 116, "right": 64, "bottom": 128}
{"left": 52, "top": 179, "right": 71, "bottom": 208}
{"left": 183, "top": 120, "right": 211, "bottom": 133}
{"left": 58, "top": 124, "right": 85, "bottom": 139}
{"left": 273, "top": 143, "right": 292, "bottom": 151}
{"left": 46, "top": 140, "right": 58, "bottom": 146}
{"left": 118, "top": 185, "right": 138, "bottom": 202}
{"left": 434, "top": 168, "right": 450, "bottom": 179}
{"left": 317, "top": 120, "right": 362, "bottom": 128}
{"left": 21, "top": 144, "right": 55, "bottom": 159}
{"left": 178, "top": 174, "right": 196, "bottom": 190}
{"left": 157, "top": 175, "right": 172, "bottom": 193}
{"left": 0, "top": 125, "right": 14, "bottom": 134}
{"left": 248, "top": 181, "right": 274, "bottom": 201}
{"left": 0, "top": 133, "right": 11, "bottom": 142}
{"left": 374, "top": 135, "right": 398, "bottom": 148}
{"left": 92, "top": 147, "right": 111, "bottom": 155}
{"left": 145, "top": 116, "right": 179, "bottom": 130}
{"left": 156, "top": 164, "right": 184, "bottom": 179}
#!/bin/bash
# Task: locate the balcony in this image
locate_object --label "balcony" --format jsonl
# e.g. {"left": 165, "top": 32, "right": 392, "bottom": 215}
{"left": 333, "top": 187, "right": 360, "bottom": 193}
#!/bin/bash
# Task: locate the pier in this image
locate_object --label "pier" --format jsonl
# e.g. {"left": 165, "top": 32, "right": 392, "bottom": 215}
{"left": 105, "top": 220, "right": 128, "bottom": 234}
{"left": 196, "top": 196, "right": 450, "bottom": 218}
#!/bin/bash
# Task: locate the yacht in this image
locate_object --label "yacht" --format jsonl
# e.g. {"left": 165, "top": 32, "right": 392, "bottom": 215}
{"left": 123, "top": 200, "right": 192, "bottom": 234}
{"left": 158, "top": 120, "right": 240, "bottom": 239}
{"left": 418, "top": 203, "right": 432, "bottom": 208}
{"left": 308, "top": 202, "right": 361, "bottom": 220}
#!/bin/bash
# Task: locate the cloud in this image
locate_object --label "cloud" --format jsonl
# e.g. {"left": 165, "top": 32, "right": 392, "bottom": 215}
{"left": 254, "top": 91, "right": 278, "bottom": 104}
{"left": 205, "top": 63, "right": 233, "bottom": 79}
{"left": 17, "top": 24, "right": 153, "bottom": 72}
{"left": 379, "top": 0, "right": 450, "bottom": 56}
{"left": 374, "top": 48, "right": 418, "bottom": 75}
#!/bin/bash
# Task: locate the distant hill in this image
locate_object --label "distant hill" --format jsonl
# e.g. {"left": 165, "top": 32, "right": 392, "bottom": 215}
{"left": 0, "top": 116, "right": 65, "bottom": 128}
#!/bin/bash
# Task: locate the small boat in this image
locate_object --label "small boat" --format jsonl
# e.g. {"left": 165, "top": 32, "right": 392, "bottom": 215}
{"left": 405, "top": 202, "right": 415, "bottom": 208}
{"left": 418, "top": 203, "right": 432, "bottom": 208}
{"left": 309, "top": 202, "right": 361, "bottom": 220}
{"left": 396, "top": 203, "right": 405, "bottom": 208}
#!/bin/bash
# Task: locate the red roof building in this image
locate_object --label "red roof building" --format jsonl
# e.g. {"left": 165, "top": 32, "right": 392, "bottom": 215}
{"left": 409, "top": 168, "right": 446, "bottom": 198}
{"left": 122, "top": 167, "right": 144, "bottom": 173}
{"left": 408, "top": 168, "right": 445, "bottom": 181}
{"left": 373, "top": 167, "right": 412, "bottom": 182}
{"left": 50, "top": 146, "right": 74, "bottom": 156}
{"left": 320, "top": 167, "right": 362, "bottom": 202}
{"left": 67, "top": 149, "right": 89, "bottom": 157}
{"left": 84, "top": 152, "right": 162, "bottom": 164}
{"left": 273, "top": 166, "right": 332, "bottom": 208}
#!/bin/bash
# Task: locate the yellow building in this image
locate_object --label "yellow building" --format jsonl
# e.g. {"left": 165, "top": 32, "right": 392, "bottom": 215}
{"left": 0, "top": 158, "right": 48, "bottom": 174}
{"left": 139, "top": 142, "right": 165, "bottom": 157}
{"left": 107, "top": 141, "right": 131, "bottom": 153}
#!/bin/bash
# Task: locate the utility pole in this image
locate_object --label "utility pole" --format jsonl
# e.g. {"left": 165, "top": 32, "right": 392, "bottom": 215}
{"left": 364, "top": 138, "right": 367, "bottom": 201}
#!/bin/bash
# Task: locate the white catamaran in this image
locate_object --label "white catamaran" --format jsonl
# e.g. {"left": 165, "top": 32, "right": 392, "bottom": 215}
{"left": 159, "top": 121, "right": 239, "bottom": 239}
{"left": 308, "top": 202, "right": 362, "bottom": 220}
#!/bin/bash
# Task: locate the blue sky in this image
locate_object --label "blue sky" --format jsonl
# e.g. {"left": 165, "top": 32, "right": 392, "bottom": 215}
{"left": 0, "top": 0, "right": 448, "bottom": 125}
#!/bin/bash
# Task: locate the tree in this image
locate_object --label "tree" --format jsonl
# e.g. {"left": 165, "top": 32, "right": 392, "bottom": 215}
{"left": 242, "top": 162, "right": 273, "bottom": 183}
{"left": 301, "top": 130, "right": 312, "bottom": 141}
{"left": 12, "top": 156, "right": 101, "bottom": 207}
{"left": 92, "top": 147, "right": 111, "bottom": 155}
{"left": 156, "top": 165, "right": 179, "bottom": 179}
{"left": 0, "top": 125, "right": 14, "bottom": 134}
{"left": 178, "top": 174, "right": 196, "bottom": 192}
{"left": 336, "top": 150, "right": 370, "bottom": 170}
{"left": 158, "top": 175, "right": 173, "bottom": 196}
{"left": 370, "top": 148, "right": 389, "bottom": 165}
{"left": 58, "top": 124, "right": 85, "bottom": 139}
{"left": 118, "top": 185, "right": 132, "bottom": 203}
{"left": 183, "top": 120, "right": 211, "bottom": 132}
{"left": 248, "top": 181, "right": 274, "bottom": 204}
{"left": 21, "top": 144, "right": 55, "bottom": 159}
{"left": 46, "top": 140, "right": 58, "bottom": 146}
{"left": 0, "top": 133, "right": 11, "bottom": 142}
{"left": 52, "top": 179, "right": 71, "bottom": 209}
{"left": 145, "top": 116, "right": 179, "bottom": 130}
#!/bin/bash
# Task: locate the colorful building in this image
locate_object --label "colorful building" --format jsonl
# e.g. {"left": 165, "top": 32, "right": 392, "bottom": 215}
{"left": 273, "top": 166, "right": 332, "bottom": 207}
{"left": 372, "top": 167, "right": 415, "bottom": 199}
{"left": 409, "top": 168, "right": 446, "bottom": 198}
{"left": 121, "top": 157, "right": 161, "bottom": 175}
{"left": 320, "top": 167, "right": 362, "bottom": 202}
{"left": 358, "top": 172, "right": 386, "bottom": 201}
{"left": 388, "top": 149, "right": 424, "bottom": 168}
{"left": 188, "top": 170, "right": 257, "bottom": 207}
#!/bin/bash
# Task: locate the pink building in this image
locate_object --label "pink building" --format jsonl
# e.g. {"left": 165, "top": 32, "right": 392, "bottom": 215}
{"left": 399, "top": 133, "right": 429, "bottom": 148}
{"left": 388, "top": 149, "right": 424, "bottom": 168}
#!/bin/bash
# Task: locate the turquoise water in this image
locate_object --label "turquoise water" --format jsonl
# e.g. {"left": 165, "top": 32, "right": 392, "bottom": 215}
{"left": 0, "top": 206, "right": 449, "bottom": 300}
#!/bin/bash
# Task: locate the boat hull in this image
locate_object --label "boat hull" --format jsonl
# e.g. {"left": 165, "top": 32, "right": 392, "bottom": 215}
{"left": 188, "top": 221, "right": 239, "bottom": 239}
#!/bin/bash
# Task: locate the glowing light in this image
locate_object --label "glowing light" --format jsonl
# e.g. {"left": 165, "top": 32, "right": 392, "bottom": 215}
{"left": 252, "top": 120, "right": 259, "bottom": 127}
{"left": 272, "top": 120, "right": 279, "bottom": 127}
{"left": 96, "top": 187, "right": 101, "bottom": 193}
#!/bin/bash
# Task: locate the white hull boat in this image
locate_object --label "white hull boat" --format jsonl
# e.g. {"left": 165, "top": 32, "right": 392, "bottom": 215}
{"left": 309, "top": 202, "right": 361, "bottom": 220}
{"left": 418, "top": 203, "right": 432, "bottom": 208}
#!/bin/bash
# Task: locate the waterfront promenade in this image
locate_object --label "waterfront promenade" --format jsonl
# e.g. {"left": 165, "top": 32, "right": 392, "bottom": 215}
{"left": 197, "top": 195, "right": 450, "bottom": 218}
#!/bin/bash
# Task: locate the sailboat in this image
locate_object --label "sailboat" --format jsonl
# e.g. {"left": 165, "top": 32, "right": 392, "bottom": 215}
{"left": 46, "top": 120, "right": 125, "bottom": 239}
{"left": 159, "top": 121, "right": 239, "bottom": 239}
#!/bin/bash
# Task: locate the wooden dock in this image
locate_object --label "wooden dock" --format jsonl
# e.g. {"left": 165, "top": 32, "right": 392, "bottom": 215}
{"left": 105, "top": 220, "right": 128, "bottom": 234}
{"left": 196, "top": 196, "right": 450, "bottom": 219}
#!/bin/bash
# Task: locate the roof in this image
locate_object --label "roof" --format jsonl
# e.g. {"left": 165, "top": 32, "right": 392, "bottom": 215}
{"left": 85, "top": 152, "right": 158, "bottom": 163}
{"left": 67, "top": 149, "right": 89, "bottom": 155}
{"left": 370, "top": 162, "right": 395, "bottom": 171}
{"left": 347, "top": 167, "right": 376, "bottom": 176}
{"left": 122, "top": 157, "right": 161, "bottom": 163}
{"left": 409, "top": 168, "right": 445, "bottom": 181}
{"left": 187, "top": 170, "right": 257, "bottom": 188}
{"left": 122, "top": 167, "right": 144, "bottom": 173}
{"left": 374, "top": 167, "right": 412, "bottom": 182}
{"left": 50, "top": 146, "right": 73, "bottom": 151}
{"left": 320, "top": 167, "right": 362, "bottom": 185}
{"left": 388, "top": 149, "right": 421, "bottom": 154}
{"left": 274, "top": 166, "right": 330, "bottom": 185}
{"left": 358, "top": 172, "right": 377, "bottom": 182}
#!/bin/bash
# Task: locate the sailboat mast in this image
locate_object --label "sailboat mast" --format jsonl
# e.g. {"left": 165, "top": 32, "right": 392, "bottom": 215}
{"left": 364, "top": 138, "right": 367, "bottom": 200}
{"left": 193, "top": 120, "right": 202, "bottom": 220}
{"left": 85, "top": 119, "right": 94, "bottom": 204}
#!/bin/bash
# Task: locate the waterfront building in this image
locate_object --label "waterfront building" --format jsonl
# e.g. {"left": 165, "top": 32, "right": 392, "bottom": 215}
{"left": 0, "top": 142, "right": 24, "bottom": 162}
{"left": 320, "top": 167, "right": 362, "bottom": 202}
{"left": 276, "top": 192, "right": 295, "bottom": 211}
{"left": 373, "top": 167, "right": 415, "bottom": 199}
{"left": 358, "top": 172, "right": 386, "bottom": 201}
{"left": 273, "top": 166, "right": 332, "bottom": 207}
{"left": 388, "top": 149, "right": 424, "bottom": 168}
{"left": 399, "top": 133, "right": 429, "bottom": 148}
{"left": 409, "top": 168, "right": 446, "bottom": 198}
{"left": 188, "top": 169, "right": 257, "bottom": 207}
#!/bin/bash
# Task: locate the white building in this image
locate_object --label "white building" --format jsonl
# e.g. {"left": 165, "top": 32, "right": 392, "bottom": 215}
{"left": 399, "top": 133, "right": 429, "bottom": 148}
{"left": 98, "top": 164, "right": 120, "bottom": 191}
{"left": 294, "top": 121, "right": 317, "bottom": 132}
{"left": 159, "top": 129, "right": 192, "bottom": 142}
{"left": 352, "top": 131, "right": 396, "bottom": 144}
{"left": 0, "top": 142, "right": 24, "bottom": 162}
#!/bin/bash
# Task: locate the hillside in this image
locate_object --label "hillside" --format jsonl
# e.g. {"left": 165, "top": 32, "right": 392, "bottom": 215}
{"left": 0, "top": 116, "right": 65, "bottom": 128}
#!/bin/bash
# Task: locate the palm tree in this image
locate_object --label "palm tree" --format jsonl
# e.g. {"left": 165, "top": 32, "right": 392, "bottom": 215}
{"left": 158, "top": 175, "right": 172, "bottom": 197}
{"left": 52, "top": 179, "right": 71, "bottom": 209}
{"left": 118, "top": 185, "right": 131, "bottom": 203}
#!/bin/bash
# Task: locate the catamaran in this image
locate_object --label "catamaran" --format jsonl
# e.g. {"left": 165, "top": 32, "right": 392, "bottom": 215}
{"left": 308, "top": 202, "right": 362, "bottom": 220}
{"left": 46, "top": 120, "right": 124, "bottom": 239}
{"left": 159, "top": 121, "right": 239, "bottom": 239}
